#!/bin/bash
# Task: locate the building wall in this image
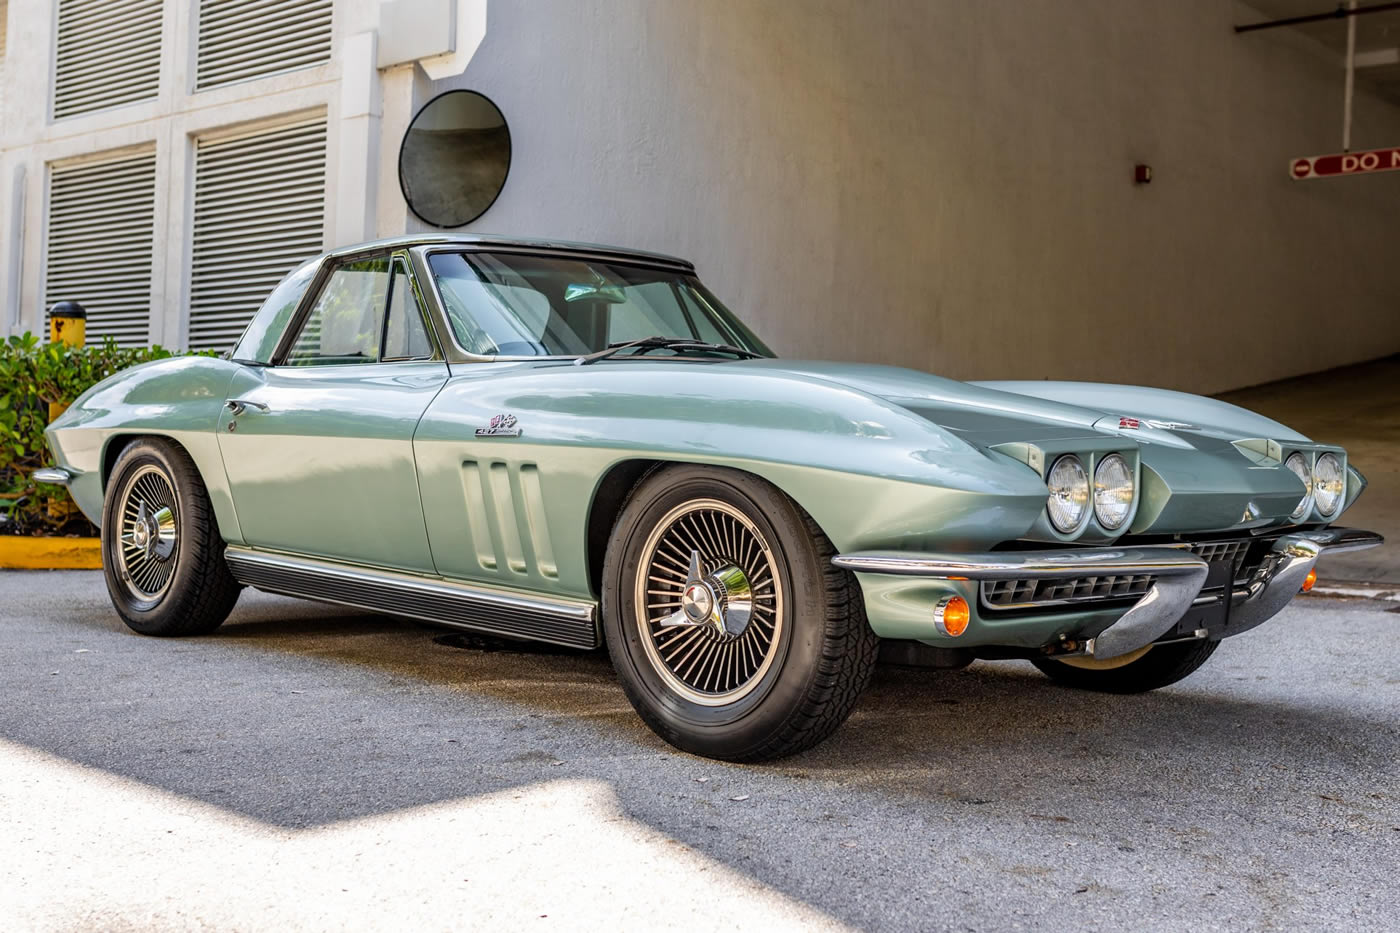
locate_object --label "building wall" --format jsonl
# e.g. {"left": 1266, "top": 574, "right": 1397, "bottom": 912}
{"left": 0, "top": 0, "right": 381, "bottom": 346}
{"left": 2, "top": 1, "right": 1397, "bottom": 392}
{"left": 403, "top": 0, "right": 1400, "bottom": 393}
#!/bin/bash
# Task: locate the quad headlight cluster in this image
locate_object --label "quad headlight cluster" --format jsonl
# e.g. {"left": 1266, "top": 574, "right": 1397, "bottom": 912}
{"left": 1285, "top": 451, "right": 1344, "bottom": 520}
{"left": 1046, "top": 453, "right": 1136, "bottom": 533}
{"left": 1048, "top": 449, "right": 1345, "bottom": 532}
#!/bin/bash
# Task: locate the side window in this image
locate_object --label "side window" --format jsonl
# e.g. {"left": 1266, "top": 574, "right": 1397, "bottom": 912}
{"left": 231, "top": 259, "right": 319, "bottom": 363}
{"left": 284, "top": 258, "right": 391, "bottom": 366}
{"left": 382, "top": 259, "right": 434, "bottom": 361}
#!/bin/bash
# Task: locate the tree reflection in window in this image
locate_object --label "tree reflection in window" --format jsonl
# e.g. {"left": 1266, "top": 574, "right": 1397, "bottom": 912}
{"left": 285, "top": 258, "right": 389, "bottom": 366}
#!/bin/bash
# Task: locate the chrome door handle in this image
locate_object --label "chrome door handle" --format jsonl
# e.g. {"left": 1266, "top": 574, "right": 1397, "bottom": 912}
{"left": 226, "top": 399, "right": 270, "bottom": 416}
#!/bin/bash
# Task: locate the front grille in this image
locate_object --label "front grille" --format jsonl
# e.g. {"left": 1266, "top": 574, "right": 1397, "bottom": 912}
{"left": 981, "top": 573, "right": 1155, "bottom": 609}
{"left": 1185, "top": 540, "right": 1251, "bottom": 577}
{"left": 980, "top": 537, "right": 1273, "bottom": 613}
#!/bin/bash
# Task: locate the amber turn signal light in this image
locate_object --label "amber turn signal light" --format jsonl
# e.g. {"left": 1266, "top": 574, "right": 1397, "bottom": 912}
{"left": 1300, "top": 568, "right": 1317, "bottom": 593}
{"left": 934, "top": 596, "right": 970, "bottom": 637}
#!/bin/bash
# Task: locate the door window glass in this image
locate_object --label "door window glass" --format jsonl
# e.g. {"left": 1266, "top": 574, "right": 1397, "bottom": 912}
{"left": 382, "top": 259, "right": 434, "bottom": 360}
{"left": 285, "top": 258, "right": 391, "bottom": 365}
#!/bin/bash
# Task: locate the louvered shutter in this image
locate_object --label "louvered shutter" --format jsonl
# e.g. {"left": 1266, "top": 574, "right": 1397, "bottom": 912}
{"left": 196, "top": 0, "right": 333, "bottom": 91}
{"left": 53, "top": 0, "right": 162, "bottom": 119}
{"left": 187, "top": 118, "right": 327, "bottom": 351}
{"left": 44, "top": 152, "right": 157, "bottom": 346}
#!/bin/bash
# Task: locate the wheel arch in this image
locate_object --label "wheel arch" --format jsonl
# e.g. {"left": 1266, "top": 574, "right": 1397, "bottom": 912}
{"left": 582, "top": 457, "right": 852, "bottom": 600}
{"left": 99, "top": 432, "right": 243, "bottom": 544}
{"left": 585, "top": 458, "right": 664, "bottom": 598}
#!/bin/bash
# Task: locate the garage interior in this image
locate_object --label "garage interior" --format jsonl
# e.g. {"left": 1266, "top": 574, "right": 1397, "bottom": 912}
{"left": 422, "top": 0, "right": 1400, "bottom": 585}
{"left": 1223, "top": 1, "right": 1400, "bottom": 586}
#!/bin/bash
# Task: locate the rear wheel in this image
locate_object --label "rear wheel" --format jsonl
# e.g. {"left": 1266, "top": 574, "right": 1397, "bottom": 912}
{"left": 1030, "top": 638, "right": 1220, "bottom": 693}
{"left": 102, "top": 439, "right": 241, "bottom": 636}
{"left": 601, "top": 465, "right": 878, "bottom": 761}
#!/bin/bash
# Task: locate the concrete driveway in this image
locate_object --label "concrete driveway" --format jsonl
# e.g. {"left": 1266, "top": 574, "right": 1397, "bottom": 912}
{"left": 1, "top": 571, "right": 1397, "bottom": 931}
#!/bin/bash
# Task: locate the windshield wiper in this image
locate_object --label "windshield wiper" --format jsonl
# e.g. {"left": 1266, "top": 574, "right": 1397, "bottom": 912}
{"left": 574, "top": 336, "right": 762, "bottom": 366}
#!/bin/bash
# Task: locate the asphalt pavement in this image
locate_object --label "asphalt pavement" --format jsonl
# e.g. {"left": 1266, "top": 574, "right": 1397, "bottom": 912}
{"left": 1, "top": 570, "right": 1397, "bottom": 931}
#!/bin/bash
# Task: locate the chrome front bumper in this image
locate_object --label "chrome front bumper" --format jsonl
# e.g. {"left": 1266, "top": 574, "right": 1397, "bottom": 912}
{"left": 833, "top": 527, "right": 1383, "bottom": 659}
{"left": 31, "top": 467, "right": 74, "bottom": 485}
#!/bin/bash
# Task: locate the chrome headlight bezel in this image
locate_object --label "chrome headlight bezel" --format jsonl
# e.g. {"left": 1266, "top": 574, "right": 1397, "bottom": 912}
{"left": 1092, "top": 453, "right": 1135, "bottom": 531}
{"left": 1285, "top": 452, "right": 1313, "bottom": 521}
{"left": 1313, "top": 452, "right": 1344, "bottom": 517}
{"left": 1046, "top": 454, "right": 1090, "bottom": 533}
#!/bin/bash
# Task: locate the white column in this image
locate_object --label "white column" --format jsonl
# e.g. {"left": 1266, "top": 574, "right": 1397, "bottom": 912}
{"left": 2, "top": 162, "right": 24, "bottom": 336}
{"left": 375, "top": 62, "right": 434, "bottom": 237}
{"left": 333, "top": 30, "right": 382, "bottom": 247}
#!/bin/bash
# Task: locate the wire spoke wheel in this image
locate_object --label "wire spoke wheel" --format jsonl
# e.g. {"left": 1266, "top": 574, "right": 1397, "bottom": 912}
{"left": 114, "top": 464, "right": 180, "bottom": 602}
{"left": 634, "top": 498, "right": 785, "bottom": 706}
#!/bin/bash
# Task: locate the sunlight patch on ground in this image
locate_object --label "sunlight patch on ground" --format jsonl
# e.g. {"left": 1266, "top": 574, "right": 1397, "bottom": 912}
{"left": 0, "top": 739, "right": 846, "bottom": 931}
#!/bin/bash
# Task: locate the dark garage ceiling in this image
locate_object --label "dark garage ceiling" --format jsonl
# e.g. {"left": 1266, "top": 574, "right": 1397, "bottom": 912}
{"left": 1242, "top": 1, "right": 1400, "bottom": 105}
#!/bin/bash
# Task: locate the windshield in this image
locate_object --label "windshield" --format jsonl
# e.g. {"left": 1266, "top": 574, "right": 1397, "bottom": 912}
{"left": 426, "top": 251, "right": 773, "bottom": 358}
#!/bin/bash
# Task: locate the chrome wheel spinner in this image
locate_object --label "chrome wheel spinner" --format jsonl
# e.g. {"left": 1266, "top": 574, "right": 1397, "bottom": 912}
{"left": 663, "top": 549, "right": 755, "bottom": 640}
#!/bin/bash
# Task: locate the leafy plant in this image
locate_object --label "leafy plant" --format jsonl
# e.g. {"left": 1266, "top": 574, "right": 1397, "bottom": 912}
{"left": 0, "top": 332, "right": 182, "bottom": 535}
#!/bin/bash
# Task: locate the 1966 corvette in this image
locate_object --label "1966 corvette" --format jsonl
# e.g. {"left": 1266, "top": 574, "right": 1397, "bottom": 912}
{"left": 41, "top": 234, "right": 1382, "bottom": 760}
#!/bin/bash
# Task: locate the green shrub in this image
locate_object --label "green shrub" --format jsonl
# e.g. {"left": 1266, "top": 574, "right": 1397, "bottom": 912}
{"left": 0, "top": 332, "right": 182, "bottom": 535}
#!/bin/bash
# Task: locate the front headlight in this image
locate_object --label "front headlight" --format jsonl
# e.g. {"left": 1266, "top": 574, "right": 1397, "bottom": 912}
{"left": 1285, "top": 452, "right": 1313, "bottom": 521}
{"left": 1313, "top": 453, "right": 1344, "bottom": 516}
{"left": 1093, "top": 453, "right": 1135, "bottom": 530}
{"left": 1046, "top": 455, "right": 1089, "bottom": 532}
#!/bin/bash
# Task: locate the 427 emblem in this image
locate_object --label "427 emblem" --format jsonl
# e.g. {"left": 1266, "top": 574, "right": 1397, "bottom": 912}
{"left": 475, "top": 413, "right": 522, "bottom": 437}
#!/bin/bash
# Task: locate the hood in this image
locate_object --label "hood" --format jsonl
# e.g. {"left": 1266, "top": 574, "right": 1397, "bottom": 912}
{"left": 740, "top": 361, "right": 1305, "bottom": 446}
{"left": 735, "top": 361, "right": 1334, "bottom": 534}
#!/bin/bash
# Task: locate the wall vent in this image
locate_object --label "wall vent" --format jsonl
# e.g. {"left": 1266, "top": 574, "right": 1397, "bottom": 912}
{"left": 187, "top": 117, "right": 327, "bottom": 351}
{"left": 44, "top": 151, "right": 157, "bottom": 346}
{"left": 53, "top": 0, "right": 162, "bottom": 119}
{"left": 195, "top": 0, "right": 333, "bottom": 91}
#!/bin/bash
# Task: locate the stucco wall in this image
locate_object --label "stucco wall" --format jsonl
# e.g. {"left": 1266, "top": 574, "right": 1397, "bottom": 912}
{"left": 401, "top": 0, "right": 1400, "bottom": 393}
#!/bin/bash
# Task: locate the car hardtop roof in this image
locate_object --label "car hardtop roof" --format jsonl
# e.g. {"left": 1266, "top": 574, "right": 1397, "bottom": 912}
{"left": 324, "top": 233, "right": 696, "bottom": 271}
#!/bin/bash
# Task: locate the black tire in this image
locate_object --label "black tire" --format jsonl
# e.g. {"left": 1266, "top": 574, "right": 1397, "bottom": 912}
{"left": 601, "top": 465, "right": 878, "bottom": 761}
{"left": 101, "top": 438, "right": 241, "bottom": 636}
{"left": 1030, "top": 638, "right": 1220, "bottom": 693}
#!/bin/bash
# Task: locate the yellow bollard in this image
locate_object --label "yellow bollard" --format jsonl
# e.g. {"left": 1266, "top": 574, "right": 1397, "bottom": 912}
{"left": 48, "top": 300, "right": 87, "bottom": 348}
{"left": 46, "top": 301, "right": 86, "bottom": 423}
{"left": 44, "top": 301, "right": 87, "bottom": 522}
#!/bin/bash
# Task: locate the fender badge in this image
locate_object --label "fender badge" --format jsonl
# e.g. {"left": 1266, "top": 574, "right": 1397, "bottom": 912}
{"left": 1145, "top": 419, "right": 1196, "bottom": 431}
{"left": 476, "top": 413, "right": 521, "bottom": 437}
{"left": 1118, "top": 417, "right": 1141, "bottom": 429}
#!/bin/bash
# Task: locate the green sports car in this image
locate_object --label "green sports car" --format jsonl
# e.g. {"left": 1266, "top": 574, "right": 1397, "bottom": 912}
{"left": 40, "top": 234, "right": 1382, "bottom": 761}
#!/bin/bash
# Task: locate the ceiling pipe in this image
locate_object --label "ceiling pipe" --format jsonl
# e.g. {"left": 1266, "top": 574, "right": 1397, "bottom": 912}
{"left": 1234, "top": 1, "right": 1400, "bottom": 34}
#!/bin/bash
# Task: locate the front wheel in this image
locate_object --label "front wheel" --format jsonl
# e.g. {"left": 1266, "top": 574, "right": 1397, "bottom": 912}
{"left": 1030, "top": 638, "right": 1220, "bottom": 693}
{"left": 101, "top": 438, "right": 241, "bottom": 636}
{"left": 601, "top": 465, "right": 878, "bottom": 761}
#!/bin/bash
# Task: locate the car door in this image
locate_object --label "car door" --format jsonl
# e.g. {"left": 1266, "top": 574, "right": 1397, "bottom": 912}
{"left": 217, "top": 251, "right": 448, "bottom": 573}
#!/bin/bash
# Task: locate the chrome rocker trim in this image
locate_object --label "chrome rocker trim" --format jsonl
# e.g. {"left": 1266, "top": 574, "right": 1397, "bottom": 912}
{"left": 224, "top": 548, "right": 599, "bottom": 650}
{"left": 32, "top": 467, "right": 73, "bottom": 485}
{"left": 833, "top": 526, "right": 1383, "bottom": 660}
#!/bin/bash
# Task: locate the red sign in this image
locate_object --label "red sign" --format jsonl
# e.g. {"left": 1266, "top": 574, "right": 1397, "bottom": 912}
{"left": 1290, "top": 146, "right": 1400, "bottom": 180}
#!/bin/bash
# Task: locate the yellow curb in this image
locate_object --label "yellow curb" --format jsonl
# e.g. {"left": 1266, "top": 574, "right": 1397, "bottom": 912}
{"left": 0, "top": 535, "right": 102, "bottom": 570}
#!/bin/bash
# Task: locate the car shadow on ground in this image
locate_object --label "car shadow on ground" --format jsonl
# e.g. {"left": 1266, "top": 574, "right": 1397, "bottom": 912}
{"left": 22, "top": 588, "right": 1394, "bottom": 818}
{"left": 5, "top": 581, "right": 1397, "bottom": 929}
